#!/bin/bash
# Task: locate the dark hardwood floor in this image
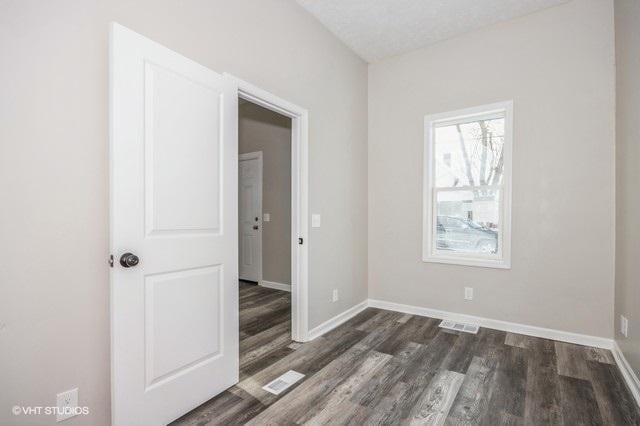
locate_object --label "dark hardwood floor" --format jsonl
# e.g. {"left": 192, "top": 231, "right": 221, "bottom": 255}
{"left": 172, "top": 284, "right": 640, "bottom": 425}
{"left": 237, "top": 281, "right": 293, "bottom": 380}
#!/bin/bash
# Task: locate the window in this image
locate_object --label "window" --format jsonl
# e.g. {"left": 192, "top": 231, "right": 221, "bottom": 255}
{"left": 423, "top": 102, "right": 512, "bottom": 268}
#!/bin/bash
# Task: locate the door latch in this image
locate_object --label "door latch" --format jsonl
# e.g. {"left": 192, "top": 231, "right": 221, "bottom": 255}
{"left": 298, "top": 237, "right": 303, "bottom": 245}
{"left": 108, "top": 254, "right": 114, "bottom": 268}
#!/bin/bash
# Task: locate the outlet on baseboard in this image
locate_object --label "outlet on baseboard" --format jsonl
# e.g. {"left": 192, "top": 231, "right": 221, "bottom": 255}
{"left": 56, "top": 388, "right": 78, "bottom": 422}
{"left": 332, "top": 289, "right": 339, "bottom": 302}
{"left": 620, "top": 315, "right": 629, "bottom": 338}
{"left": 464, "top": 287, "right": 474, "bottom": 301}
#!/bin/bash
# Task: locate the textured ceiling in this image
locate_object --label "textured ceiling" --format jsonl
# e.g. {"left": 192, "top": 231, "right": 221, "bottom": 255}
{"left": 296, "top": 0, "right": 570, "bottom": 62}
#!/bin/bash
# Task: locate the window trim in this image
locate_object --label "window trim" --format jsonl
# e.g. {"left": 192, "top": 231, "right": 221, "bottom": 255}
{"left": 422, "top": 101, "right": 513, "bottom": 269}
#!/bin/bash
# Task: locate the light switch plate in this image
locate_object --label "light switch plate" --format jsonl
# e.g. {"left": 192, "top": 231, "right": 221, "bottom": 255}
{"left": 464, "top": 287, "right": 473, "bottom": 301}
{"left": 312, "top": 214, "right": 321, "bottom": 228}
{"left": 263, "top": 213, "right": 270, "bottom": 222}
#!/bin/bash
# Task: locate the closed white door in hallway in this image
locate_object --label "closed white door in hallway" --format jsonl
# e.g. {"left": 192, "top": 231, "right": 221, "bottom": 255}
{"left": 239, "top": 152, "right": 263, "bottom": 282}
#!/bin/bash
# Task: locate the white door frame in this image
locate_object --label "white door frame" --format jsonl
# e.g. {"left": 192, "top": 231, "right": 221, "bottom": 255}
{"left": 227, "top": 74, "right": 309, "bottom": 342}
{"left": 238, "top": 151, "right": 263, "bottom": 283}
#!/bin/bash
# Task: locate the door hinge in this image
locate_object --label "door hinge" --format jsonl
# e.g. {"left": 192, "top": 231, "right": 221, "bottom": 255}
{"left": 298, "top": 237, "right": 303, "bottom": 245}
{"left": 108, "top": 254, "right": 114, "bottom": 268}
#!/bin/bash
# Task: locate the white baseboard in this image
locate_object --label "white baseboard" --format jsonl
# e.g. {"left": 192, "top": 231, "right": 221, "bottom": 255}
{"left": 368, "top": 299, "right": 613, "bottom": 350}
{"left": 612, "top": 341, "right": 640, "bottom": 407}
{"left": 260, "top": 280, "right": 291, "bottom": 292}
{"left": 301, "top": 297, "right": 639, "bottom": 407}
{"left": 306, "top": 300, "right": 369, "bottom": 341}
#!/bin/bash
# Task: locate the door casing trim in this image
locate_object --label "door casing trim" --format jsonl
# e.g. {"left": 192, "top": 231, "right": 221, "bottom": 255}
{"left": 227, "top": 73, "right": 310, "bottom": 342}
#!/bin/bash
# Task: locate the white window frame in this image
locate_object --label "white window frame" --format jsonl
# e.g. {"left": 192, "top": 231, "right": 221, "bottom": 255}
{"left": 422, "top": 101, "right": 513, "bottom": 269}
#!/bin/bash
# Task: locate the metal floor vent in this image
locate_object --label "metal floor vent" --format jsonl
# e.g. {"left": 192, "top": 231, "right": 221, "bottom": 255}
{"left": 439, "top": 320, "right": 479, "bottom": 334}
{"left": 262, "top": 370, "right": 305, "bottom": 395}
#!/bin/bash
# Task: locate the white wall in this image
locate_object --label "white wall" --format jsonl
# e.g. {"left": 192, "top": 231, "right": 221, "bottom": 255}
{"left": 239, "top": 102, "right": 292, "bottom": 286}
{"left": 368, "top": 0, "right": 615, "bottom": 338}
{"left": 614, "top": 0, "right": 640, "bottom": 374}
{"left": 0, "top": 0, "right": 368, "bottom": 424}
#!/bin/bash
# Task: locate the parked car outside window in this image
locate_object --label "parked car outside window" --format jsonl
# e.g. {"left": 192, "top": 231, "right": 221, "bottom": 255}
{"left": 436, "top": 215, "right": 498, "bottom": 254}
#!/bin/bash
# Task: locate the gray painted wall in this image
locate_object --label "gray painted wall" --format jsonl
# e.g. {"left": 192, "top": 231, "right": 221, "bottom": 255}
{"left": 615, "top": 0, "right": 640, "bottom": 375}
{"left": 239, "top": 102, "right": 292, "bottom": 286}
{"left": 0, "top": 1, "right": 368, "bottom": 424}
{"left": 368, "top": 0, "right": 615, "bottom": 339}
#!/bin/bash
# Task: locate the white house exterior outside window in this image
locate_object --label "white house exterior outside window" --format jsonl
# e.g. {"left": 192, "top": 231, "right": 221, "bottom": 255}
{"left": 423, "top": 101, "right": 513, "bottom": 269}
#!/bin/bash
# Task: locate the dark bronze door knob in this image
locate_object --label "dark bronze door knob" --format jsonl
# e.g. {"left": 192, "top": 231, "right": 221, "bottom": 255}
{"left": 119, "top": 253, "right": 140, "bottom": 268}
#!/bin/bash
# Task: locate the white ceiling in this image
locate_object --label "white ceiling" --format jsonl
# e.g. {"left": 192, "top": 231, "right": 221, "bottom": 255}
{"left": 296, "top": 0, "right": 570, "bottom": 63}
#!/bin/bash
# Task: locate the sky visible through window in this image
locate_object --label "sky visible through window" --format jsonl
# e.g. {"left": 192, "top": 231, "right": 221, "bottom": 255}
{"left": 434, "top": 117, "right": 505, "bottom": 188}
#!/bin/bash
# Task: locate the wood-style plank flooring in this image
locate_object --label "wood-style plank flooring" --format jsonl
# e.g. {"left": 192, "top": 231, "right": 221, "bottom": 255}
{"left": 172, "top": 284, "right": 640, "bottom": 425}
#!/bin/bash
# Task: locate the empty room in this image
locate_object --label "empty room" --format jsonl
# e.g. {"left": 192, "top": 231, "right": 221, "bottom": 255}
{"left": 1, "top": 0, "right": 639, "bottom": 425}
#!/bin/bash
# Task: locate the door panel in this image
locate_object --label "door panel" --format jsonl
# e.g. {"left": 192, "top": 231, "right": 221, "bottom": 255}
{"left": 145, "top": 62, "right": 222, "bottom": 235}
{"left": 144, "top": 265, "right": 222, "bottom": 388}
{"left": 110, "top": 23, "right": 238, "bottom": 425}
{"left": 238, "top": 155, "right": 262, "bottom": 282}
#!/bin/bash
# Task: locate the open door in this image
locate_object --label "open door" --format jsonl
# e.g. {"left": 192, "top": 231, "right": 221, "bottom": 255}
{"left": 109, "top": 23, "right": 238, "bottom": 425}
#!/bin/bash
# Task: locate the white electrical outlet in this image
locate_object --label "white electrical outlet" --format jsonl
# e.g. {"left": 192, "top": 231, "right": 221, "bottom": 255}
{"left": 312, "top": 214, "right": 321, "bottom": 228}
{"left": 621, "top": 315, "right": 629, "bottom": 337}
{"left": 464, "top": 287, "right": 474, "bottom": 301}
{"left": 263, "top": 213, "right": 270, "bottom": 222}
{"left": 56, "top": 388, "right": 78, "bottom": 422}
{"left": 332, "top": 289, "right": 339, "bottom": 302}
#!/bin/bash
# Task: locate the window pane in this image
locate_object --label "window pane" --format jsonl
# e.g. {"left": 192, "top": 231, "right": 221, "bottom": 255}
{"left": 435, "top": 189, "right": 500, "bottom": 255}
{"left": 434, "top": 116, "right": 505, "bottom": 188}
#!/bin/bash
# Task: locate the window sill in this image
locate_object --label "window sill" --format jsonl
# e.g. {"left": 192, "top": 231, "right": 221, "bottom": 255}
{"left": 422, "top": 254, "right": 511, "bottom": 269}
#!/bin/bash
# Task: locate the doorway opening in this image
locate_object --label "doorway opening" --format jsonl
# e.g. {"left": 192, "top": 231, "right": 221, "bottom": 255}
{"left": 238, "top": 99, "right": 293, "bottom": 376}
{"left": 229, "top": 74, "right": 310, "bottom": 344}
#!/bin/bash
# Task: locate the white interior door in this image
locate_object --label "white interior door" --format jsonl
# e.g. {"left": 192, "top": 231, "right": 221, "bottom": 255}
{"left": 109, "top": 23, "right": 238, "bottom": 425}
{"left": 239, "top": 153, "right": 262, "bottom": 282}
